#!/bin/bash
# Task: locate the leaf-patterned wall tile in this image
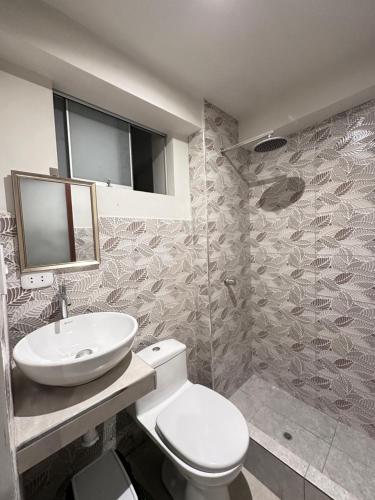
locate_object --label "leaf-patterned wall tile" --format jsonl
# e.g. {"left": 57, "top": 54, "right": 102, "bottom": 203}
{"left": 315, "top": 293, "right": 375, "bottom": 344}
{"left": 315, "top": 205, "right": 375, "bottom": 256}
{"left": 315, "top": 251, "right": 375, "bottom": 303}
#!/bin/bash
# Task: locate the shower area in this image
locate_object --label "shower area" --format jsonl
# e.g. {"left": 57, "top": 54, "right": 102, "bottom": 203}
{"left": 189, "top": 99, "right": 375, "bottom": 500}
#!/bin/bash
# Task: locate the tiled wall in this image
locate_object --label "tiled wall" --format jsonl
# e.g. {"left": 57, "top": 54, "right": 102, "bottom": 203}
{"left": 203, "top": 102, "right": 253, "bottom": 395}
{"left": 1, "top": 100, "right": 253, "bottom": 400}
{"left": 249, "top": 99, "right": 375, "bottom": 438}
{"left": 0, "top": 215, "right": 200, "bottom": 380}
{"left": 188, "top": 101, "right": 253, "bottom": 396}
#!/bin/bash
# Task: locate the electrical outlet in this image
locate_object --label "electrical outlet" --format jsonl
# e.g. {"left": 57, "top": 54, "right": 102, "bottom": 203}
{"left": 21, "top": 272, "right": 54, "bottom": 290}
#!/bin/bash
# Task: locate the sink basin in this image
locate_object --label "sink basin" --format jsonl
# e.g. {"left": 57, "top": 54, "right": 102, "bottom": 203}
{"left": 13, "top": 312, "right": 138, "bottom": 387}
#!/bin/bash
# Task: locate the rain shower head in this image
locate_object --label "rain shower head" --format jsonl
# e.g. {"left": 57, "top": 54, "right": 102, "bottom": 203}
{"left": 253, "top": 135, "right": 287, "bottom": 153}
{"left": 220, "top": 130, "right": 287, "bottom": 155}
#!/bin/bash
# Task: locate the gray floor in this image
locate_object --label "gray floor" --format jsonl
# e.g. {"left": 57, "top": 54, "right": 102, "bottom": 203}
{"left": 230, "top": 375, "right": 375, "bottom": 500}
{"left": 127, "top": 438, "right": 280, "bottom": 500}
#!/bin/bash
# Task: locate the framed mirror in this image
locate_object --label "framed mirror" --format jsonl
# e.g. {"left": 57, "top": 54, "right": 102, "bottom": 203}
{"left": 12, "top": 171, "right": 100, "bottom": 273}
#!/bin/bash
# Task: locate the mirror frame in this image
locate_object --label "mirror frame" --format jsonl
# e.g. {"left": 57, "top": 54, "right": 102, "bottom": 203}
{"left": 12, "top": 170, "right": 100, "bottom": 273}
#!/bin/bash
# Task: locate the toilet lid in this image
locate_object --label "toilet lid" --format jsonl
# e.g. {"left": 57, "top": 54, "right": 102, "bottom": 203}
{"left": 155, "top": 384, "right": 249, "bottom": 473}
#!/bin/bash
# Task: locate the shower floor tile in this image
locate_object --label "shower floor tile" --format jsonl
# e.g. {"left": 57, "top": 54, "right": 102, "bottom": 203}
{"left": 250, "top": 405, "right": 331, "bottom": 471}
{"left": 259, "top": 385, "right": 337, "bottom": 443}
{"left": 323, "top": 447, "right": 375, "bottom": 500}
{"left": 231, "top": 375, "right": 374, "bottom": 500}
{"left": 332, "top": 423, "right": 375, "bottom": 469}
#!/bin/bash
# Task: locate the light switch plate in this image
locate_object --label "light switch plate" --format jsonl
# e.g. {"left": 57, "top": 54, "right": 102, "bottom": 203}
{"left": 21, "top": 272, "right": 54, "bottom": 290}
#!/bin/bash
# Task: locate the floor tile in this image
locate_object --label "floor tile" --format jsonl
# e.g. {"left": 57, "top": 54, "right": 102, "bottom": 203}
{"left": 250, "top": 406, "right": 331, "bottom": 471}
{"left": 239, "top": 374, "right": 279, "bottom": 397}
{"left": 245, "top": 440, "right": 305, "bottom": 500}
{"left": 305, "top": 479, "right": 333, "bottom": 500}
{"left": 234, "top": 375, "right": 375, "bottom": 500}
{"left": 240, "top": 375, "right": 337, "bottom": 443}
{"left": 324, "top": 446, "right": 375, "bottom": 500}
{"left": 261, "top": 383, "right": 337, "bottom": 443}
{"left": 230, "top": 387, "right": 265, "bottom": 420}
{"left": 249, "top": 424, "right": 308, "bottom": 477}
{"left": 332, "top": 423, "right": 375, "bottom": 469}
{"left": 305, "top": 466, "right": 357, "bottom": 500}
{"left": 229, "top": 466, "right": 280, "bottom": 500}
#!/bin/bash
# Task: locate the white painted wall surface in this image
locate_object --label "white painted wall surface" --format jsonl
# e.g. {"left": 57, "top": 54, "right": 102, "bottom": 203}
{"left": 0, "top": 70, "right": 58, "bottom": 213}
{"left": 239, "top": 57, "right": 375, "bottom": 141}
{"left": 0, "top": 0, "right": 202, "bottom": 137}
{"left": 0, "top": 69, "right": 192, "bottom": 220}
{"left": 96, "top": 137, "right": 191, "bottom": 219}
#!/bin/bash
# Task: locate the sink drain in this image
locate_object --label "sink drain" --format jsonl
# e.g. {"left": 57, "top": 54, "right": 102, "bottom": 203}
{"left": 75, "top": 348, "right": 94, "bottom": 359}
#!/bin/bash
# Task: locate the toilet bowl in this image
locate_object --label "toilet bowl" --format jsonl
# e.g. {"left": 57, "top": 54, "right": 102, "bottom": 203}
{"left": 131, "top": 339, "right": 249, "bottom": 500}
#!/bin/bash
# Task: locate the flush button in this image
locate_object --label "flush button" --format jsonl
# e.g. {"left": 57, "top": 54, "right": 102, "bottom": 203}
{"left": 152, "top": 347, "right": 161, "bottom": 352}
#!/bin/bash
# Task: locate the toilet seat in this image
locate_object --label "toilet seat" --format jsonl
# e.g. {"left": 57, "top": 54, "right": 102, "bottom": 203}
{"left": 155, "top": 384, "right": 249, "bottom": 473}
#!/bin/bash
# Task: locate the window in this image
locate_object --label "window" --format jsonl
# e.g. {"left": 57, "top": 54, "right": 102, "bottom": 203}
{"left": 53, "top": 94, "right": 167, "bottom": 194}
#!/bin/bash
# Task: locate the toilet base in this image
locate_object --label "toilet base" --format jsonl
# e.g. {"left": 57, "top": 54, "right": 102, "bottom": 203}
{"left": 162, "top": 458, "right": 231, "bottom": 500}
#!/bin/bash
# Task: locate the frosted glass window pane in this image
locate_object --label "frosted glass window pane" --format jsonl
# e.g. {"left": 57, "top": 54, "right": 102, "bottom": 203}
{"left": 68, "top": 101, "right": 131, "bottom": 186}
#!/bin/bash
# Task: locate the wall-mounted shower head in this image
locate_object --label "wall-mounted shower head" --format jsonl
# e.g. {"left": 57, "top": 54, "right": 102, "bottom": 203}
{"left": 253, "top": 135, "right": 287, "bottom": 153}
{"left": 220, "top": 130, "right": 287, "bottom": 155}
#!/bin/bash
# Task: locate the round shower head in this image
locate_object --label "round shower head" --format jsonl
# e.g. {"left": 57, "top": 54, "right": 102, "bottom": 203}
{"left": 254, "top": 135, "right": 287, "bottom": 153}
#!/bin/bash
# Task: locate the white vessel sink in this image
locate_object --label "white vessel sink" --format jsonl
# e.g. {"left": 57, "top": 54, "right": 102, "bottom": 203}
{"left": 13, "top": 312, "right": 138, "bottom": 387}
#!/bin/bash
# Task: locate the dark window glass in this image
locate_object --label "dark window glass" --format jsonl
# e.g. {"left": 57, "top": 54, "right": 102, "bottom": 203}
{"left": 131, "top": 126, "right": 166, "bottom": 194}
{"left": 53, "top": 95, "right": 69, "bottom": 178}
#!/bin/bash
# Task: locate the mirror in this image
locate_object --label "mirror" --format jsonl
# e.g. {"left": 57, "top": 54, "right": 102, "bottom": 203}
{"left": 12, "top": 171, "right": 100, "bottom": 272}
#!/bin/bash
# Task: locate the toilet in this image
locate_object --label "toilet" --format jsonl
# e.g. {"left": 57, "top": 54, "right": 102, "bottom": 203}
{"left": 132, "top": 339, "right": 249, "bottom": 500}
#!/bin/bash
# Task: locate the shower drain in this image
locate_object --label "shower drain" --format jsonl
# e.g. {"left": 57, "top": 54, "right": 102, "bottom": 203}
{"left": 75, "top": 348, "right": 94, "bottom": 359}
{"left": 283, "top": 432, "right": 293, "bottom": 440}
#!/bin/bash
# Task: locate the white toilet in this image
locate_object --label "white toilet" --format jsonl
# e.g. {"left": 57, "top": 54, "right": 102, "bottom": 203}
{"left": 132, "top": 339, "right": 249, "bottom": 500}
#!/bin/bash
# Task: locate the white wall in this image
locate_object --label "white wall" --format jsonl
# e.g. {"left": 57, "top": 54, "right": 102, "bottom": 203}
{"left": 96, "top": 137, "right": 191, "bottom": 219}
{"left": 0, "top": 0, "right": 201, "bottom": 137}
{"left": 239, "top": 56, "right": 375, "bottom": 141}
{"left": 0, "top": 69, "right": 192, "bottom": 220}
{"left": 0, "top": 70, "right": 57, "bottom": 213}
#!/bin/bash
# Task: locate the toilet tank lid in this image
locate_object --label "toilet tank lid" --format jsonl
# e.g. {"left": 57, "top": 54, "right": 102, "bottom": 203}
{"left": 137, "top": 339, "right": 186, "bottom": 368}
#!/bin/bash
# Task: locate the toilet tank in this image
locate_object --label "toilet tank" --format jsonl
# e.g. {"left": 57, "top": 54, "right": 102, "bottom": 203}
{"left": 135, "top": 339, "right": 188, "bottom": 415}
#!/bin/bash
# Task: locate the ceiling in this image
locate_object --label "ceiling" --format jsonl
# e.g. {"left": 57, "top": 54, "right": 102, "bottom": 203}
{"left": 42, "top": 0, "right": 375, "bottom": 123}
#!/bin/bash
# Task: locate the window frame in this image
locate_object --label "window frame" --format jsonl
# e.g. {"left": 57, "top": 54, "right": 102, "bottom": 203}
{"left": 54, "top": 91, "right": 168, "bottom": 193}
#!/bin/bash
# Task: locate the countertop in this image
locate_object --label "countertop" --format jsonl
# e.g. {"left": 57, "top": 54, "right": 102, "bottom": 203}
{"left": 13, "top": 352, "right": 155, "bottom": 473}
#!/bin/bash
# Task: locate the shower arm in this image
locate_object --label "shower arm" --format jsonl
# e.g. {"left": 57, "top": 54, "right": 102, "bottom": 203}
{"left": 220, "top": 130, "right": 274, "bottom": 154}
{"left": 219, "top": 132, "right": 273, "bottom": 188}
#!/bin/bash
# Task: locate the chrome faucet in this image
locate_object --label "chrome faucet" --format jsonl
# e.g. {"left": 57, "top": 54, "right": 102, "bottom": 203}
{"left": 58, "top": 284, "right": 71, "bottom": 319}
